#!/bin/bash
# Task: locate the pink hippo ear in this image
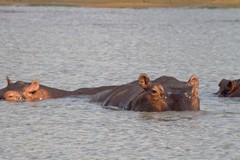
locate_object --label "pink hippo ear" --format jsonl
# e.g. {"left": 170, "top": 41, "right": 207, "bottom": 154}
{"left": 188, "top": 75, "right": 199, "bottom": 96}
{"left": 188, "top": 75, "right": 199, "bottom": 86}
{"left": 138, "top": 73, "right": 152, "bottom": 90}
{"left": 27, "top": 80, "right": 40, "bottom": 93}
{"left": 6, "top": 76, "right": 13, "bottom": 85}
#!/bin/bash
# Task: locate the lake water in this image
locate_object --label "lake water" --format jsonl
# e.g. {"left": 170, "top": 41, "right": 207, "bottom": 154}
{"left": 0, "top": 6, "right": 240, "bottom": 159}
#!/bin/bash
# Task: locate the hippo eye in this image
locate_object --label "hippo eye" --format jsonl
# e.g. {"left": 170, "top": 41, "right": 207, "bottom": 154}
{"left": 4, "top": 91, "right": 22, "bottom": 102}
{"left": 152, "top": 89, "right": 157, "bottom": 94}
{"left": 6, "top": 95, "right": 18, "bottom": 101}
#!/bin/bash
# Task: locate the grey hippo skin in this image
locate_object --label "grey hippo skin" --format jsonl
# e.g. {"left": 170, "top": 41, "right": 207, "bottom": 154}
{"left": 0, "top": 77, "right": 116, "bottom": 102}
{"left": 90, "top": 73, "right": 200, "bottom": 112}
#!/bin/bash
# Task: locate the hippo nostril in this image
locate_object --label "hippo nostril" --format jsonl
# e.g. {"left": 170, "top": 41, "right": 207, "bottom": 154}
{"left": 221, "top": 90, "right": 228, "bottom": 97}
{"left": 219, "top": 94, "right": 225, "bottom": 97}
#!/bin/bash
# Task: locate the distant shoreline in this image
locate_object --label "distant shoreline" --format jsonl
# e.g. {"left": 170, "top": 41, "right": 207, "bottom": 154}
{"left": 0, "top": 0, "right": 240, "bottom": 8}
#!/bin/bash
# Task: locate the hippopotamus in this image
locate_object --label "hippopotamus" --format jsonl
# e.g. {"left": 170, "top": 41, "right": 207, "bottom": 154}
{"left": 0, "top": 77, "right": 116, "bottom": 102}
{"left": 90, "top": 73, "right": 200, "bottom": 112}
{"left": 217, "top": 78, "right": 240, "bottom": 97}
{"left": 0, "top": 75, "right": 199, "bottom": 112}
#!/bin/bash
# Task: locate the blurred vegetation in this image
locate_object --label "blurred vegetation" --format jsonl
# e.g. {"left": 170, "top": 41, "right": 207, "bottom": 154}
{"left": 0, "top": 0, "right": 240, "bottom": 8}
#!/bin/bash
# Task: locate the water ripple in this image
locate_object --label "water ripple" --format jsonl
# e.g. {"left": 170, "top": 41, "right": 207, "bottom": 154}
{"left": 0, "top": 6, "right": 240, "bottom": 159}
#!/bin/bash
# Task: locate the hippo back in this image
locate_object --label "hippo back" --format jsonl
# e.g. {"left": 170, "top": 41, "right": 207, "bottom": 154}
{"left": 91, "top": 83, "right": 144, "bottom": 110}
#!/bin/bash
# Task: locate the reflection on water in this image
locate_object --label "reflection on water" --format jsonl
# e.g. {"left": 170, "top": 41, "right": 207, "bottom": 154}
{"left": 0, "top": 6, "right": 240, "bottom": 159}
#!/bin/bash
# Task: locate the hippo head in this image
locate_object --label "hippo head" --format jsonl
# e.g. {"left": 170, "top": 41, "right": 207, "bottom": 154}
{"left": 135, "top": 74, "right": 200, "bottom": 111}
{"left": 0, "top": 77, "right": 42, "bottom": 102}
{"left": 168, "top": 75, "right": 200, "bottom": 111}
{"left": 217, "top": 79, "right": 240, "bottom": 97}
{"left": 85, "top": 73, "right": 199, "bottom": 112}
{"left": 130, "top": 73, "right": 168, "bottom": 112}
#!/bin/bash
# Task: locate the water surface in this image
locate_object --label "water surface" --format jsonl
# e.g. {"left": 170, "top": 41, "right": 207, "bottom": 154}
{"left": 0, "top": 6, "right": 240, "bottom": 159}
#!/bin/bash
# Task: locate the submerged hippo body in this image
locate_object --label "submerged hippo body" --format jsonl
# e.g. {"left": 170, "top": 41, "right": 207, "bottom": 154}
{"left": 217, "top": 78, "right": 240, "bottom": 97}
{"left": 91, "top": 74, "right": 200, "bottom": 112}
{"left": 0, "top": 75, "right": 199, "bottom": 112}
{"left": 0, "top": 77, "right": 116, "bottom": 102}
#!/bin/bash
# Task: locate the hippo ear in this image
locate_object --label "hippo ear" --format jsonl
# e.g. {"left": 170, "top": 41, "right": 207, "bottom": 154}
{"left": 227, "top": 81, "right": 236, "bottom": 93}
{"left": 188, "top": 75, "right": 199, "bottom": 86}
{"left": 188, "top": 76, "right": 199, "bottom": 97}
{"left": 27, "top": 80, "right": 40, "bottom": 93}
{"left": 138, "top": 73, "right": 151, "bottom": 90}
{"left": 6, "top": 76, "right": 13, "bottom": 85}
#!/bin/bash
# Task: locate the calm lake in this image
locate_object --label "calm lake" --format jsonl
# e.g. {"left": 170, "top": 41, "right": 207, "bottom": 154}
{"left": 0, "top": 6, "right": 239, "bottom": 159}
